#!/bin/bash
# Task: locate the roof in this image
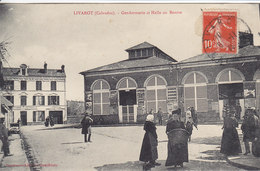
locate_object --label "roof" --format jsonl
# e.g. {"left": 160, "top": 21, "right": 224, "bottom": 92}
{"left": 125, "top": 42, "right": 155, "bottom": 51}
{"left": 2, "top": 68, "right": 66, "bottom": 77}
{"left": 1, "top": 96, "right": 13, "bottom": 107}
{"left": 80, "top": 56, "right": 173, "bottom": 74}
{"left": 180, "top": 45, "right": 260, "bottom": 63}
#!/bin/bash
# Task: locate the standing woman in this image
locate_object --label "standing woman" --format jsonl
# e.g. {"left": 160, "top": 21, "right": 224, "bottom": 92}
{"left": 220, "top": 112, "right": 242, "bottom": 156}
{"left": 139, "top": 114, "right": 161, "bottom": 169}
{"left": 165, "top": 114, "right": 188, "bottom": 167}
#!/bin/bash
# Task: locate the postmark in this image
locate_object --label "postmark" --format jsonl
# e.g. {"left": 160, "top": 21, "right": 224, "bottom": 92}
{"left": 203, "top": 11, "right": 237, "bottom": 54}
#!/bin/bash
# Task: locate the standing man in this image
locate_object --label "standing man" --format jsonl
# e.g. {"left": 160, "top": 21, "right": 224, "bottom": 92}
{"left": 157, "top": 108, "right": 163, "bottom": 125}
{"left": 241, "top": 109, "right": 257, "bottom": 155}
{"left": 0, "top": 114, "right": 11, "bottom": 157}
{"left": 81, "top": 113, "right": 93, "bottom": 143}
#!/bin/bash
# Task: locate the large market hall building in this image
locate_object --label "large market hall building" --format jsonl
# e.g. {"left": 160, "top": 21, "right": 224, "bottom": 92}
{"left": 80, "top": 33, "right": 260, "bottom": 124}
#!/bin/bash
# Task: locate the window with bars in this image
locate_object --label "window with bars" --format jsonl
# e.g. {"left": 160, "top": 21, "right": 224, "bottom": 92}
{"left": 184, "top": 72, "right": 208, "bottom": 112}
{"left": 21, "top": 81, "right": 27, "bottom": 90}
{"left": 51, "top": 81, "right": 57, "bottom": 91}
{"left": 33, "top": 111, "right": 45, "bottom": 122}
{"left": 36, "top": 81, "right": 42, "bottom": 90}
{"left": 33, "top": 96, "right": 45, "bottom": 105}
{"left": 92, "top": 80, "right": 110, "bottom": 115}
{"left": 21, "top": 96, "right": 27, "bottom": 106}
{"left": 48, "top": 96, "right": 59, "bottom": 105}
{"left": 146, "top": 76, "right": 167, "bottom": 113}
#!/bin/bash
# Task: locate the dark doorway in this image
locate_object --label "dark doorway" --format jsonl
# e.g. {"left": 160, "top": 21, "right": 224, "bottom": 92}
{"left": 20, "top": 111, "right": 27, "bottom": 126}
{"left": 219, "top": 83, "right": 244, "bottom": 120}
{"left": 119, "top": 90, "right": 136, "bottom": 106}
{"left": 49, "top": 111, "right": 63, "bottom": 124}
{"left": 119, "top": 90, "right": 136, "bottom": 123}
{"left": 219, "top": 83, "right": 243, "bottom": 100}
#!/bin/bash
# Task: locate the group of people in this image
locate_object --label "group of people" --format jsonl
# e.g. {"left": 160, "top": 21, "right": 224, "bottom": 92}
{"left": 139, "top": 108, "right": 197, "bottom": 169}
{"left": 220, "top": 107, "right": 260, "bottom": 157}
{"left": 44, "top": 115, "right": 54, "bottom": 127}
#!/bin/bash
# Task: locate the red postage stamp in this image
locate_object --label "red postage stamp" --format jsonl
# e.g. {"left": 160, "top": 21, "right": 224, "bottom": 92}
{"left": 203, "top": 11, "right": 237, "bottom": 54}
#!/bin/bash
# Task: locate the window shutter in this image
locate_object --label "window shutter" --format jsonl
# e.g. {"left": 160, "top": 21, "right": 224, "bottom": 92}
{"left": 57, "top": 96, "right": 60, "bottom": 105}
{"left": 33, "top": 111, "right": 36, "bottom": 122}
{"left": 48, "top": 96, "right": 50, "bottom": 105}
{"left": 42, "top": 96, "right": 45, "bottom": 105}
{"left": 33, "top": 96, "right": 36, "bottom": 105}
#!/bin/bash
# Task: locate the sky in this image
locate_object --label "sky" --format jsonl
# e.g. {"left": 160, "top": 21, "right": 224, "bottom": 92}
{"left": 0, "top": 3, "right": 259, "bottom": 101}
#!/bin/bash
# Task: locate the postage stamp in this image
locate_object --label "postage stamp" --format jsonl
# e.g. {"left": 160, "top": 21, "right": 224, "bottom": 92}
{"left": 203, "top": 11, "right": 237, "bottom": 54}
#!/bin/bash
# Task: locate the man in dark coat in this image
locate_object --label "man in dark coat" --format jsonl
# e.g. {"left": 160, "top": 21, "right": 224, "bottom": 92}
{"left": 139, "top": 114, "right": 161, "bottom": 169}
{"left": 157, "top": 108, "right": 163, "bottom": 125}
{"left": 241, "top": 109, "right": 257, "bottom": 155}
{"left": 0, "top": 114, "right": 11, "bottom": 157}
{"left": 81, "top": 113, "right": 93, "bottom": 142}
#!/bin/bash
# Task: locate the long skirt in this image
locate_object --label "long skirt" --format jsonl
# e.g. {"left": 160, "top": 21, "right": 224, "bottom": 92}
{"left": 165, "top": 142, "right": 188, "bottom": 166}
{"left": 220, "top": 128, "right": 242, "bottom": 155}
{"left": 139, "top": 132, "right": 158, "bottom": 162}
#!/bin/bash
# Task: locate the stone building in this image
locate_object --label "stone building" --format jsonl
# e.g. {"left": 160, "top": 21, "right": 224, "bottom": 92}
{"left": 80, "top": 33, "right": 260, "bottom": 124}
{"left": 1, "top": 63, "right": 67, "bottom": 125}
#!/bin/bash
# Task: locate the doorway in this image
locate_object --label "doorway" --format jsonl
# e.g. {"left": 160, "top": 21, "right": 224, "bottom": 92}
{"left": 20, "top": 111, "right": 27, "bottom": 125}
{"left": 119, "top": 90, "right": 136, "bottom": 123}
{"left": 49, "top": 111, "right": 63, "bottom": 124}
{"left": 218, "top": 83, "right": 244, "bottom": 120}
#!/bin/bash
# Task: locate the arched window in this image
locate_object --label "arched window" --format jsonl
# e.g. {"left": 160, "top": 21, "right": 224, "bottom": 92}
{"left": 216, "top": 69, "right": 244, "bottom": 83}
{"left": 92, "top": 80, "right": 110, "bottom": 115}
{"left": 183, "top": 72, "right": 208, "bottom": 112}
{"left": 145, "top": 75, "right": 167, "bottom": 113}
{"left": 117, "top": 77, "right": 137, "bottom": 90}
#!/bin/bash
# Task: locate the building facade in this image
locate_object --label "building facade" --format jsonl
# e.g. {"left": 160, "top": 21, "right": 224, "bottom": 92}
{"left": 80, "top": 35, "right": 260, "bottom": 124}
{"left": 2, "top": 63, "right": 67, "bottom": 125}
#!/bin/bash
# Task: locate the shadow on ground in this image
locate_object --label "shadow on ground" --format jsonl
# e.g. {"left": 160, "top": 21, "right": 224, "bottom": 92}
{"left": 191, "top": 136, "right": 221, "bottom": 145}
{"left": 94, "top": 159, "right": 238, "bottom": 171}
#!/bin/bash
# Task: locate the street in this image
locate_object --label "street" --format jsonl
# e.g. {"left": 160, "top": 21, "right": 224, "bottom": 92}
{"left": 20, "top": 125, "right": 245, "bottom": 171}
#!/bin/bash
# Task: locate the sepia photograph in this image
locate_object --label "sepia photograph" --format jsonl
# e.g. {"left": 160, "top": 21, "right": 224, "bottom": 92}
{"left": 0, "top": 2, "right": 260, "bottom": 171}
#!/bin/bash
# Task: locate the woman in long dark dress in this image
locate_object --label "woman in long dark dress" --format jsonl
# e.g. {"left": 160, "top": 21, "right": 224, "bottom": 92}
{"left": 220, "top": 112, "right": 242, "bottom": 156}
{"left": 165, "top": 114, "right": 189, "bottom": 167}
{"left": 139, "top": 114, "right": 161, "bottom": 169}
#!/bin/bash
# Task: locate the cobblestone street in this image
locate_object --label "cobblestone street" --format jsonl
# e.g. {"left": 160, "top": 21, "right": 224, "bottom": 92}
{"left": 19, "top": 124, "right": 245, "bottom": 171}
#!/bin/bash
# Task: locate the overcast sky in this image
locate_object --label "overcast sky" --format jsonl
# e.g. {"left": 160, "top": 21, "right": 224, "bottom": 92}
{"left": 0, "top": 3, "right": 259, "bottom": 101}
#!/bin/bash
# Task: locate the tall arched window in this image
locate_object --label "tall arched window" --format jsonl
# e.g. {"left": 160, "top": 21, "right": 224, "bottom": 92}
{"left": 92, "top": 80, "right": 110, "bottom": 115}
{"left": 145, "top": 75, "right": 167, "bottom": 113}
{"left": 183, "top": 72, "right": 208, "bottom": 112}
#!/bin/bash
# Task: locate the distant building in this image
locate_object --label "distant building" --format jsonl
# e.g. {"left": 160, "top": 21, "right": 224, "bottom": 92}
{"left": 1, "top": 63, "right": 67, "bottom": 125}
{"left": 80, "top": 32, "right": 260, "bottom": 124}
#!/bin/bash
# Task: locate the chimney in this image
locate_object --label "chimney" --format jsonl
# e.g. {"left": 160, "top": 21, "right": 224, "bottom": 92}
{"left": 239, "top": 32, "right": 254, "bottom": 48}
{"left": 44, "top": 62, "right": 47, "bottom": 73}
{"left": 61, "top": 65, "right": 65, "bottom": 73}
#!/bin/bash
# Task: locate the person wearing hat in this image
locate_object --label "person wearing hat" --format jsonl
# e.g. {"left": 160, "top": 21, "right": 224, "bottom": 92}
{"left": 81, "top": 113, "right": 93, "bottom": 142}
{"left": 241, "top": 108, "right": 257, "bottom": 155}
{"left": 139, "top": 114, "right": 161, "bottom": 169}
{"left": 0, "top": 114, "right": 11, "bottom": 156}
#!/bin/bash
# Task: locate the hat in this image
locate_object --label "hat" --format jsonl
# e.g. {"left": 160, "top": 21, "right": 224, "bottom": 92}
{"left": 146, "top": 114, "right": 154, "bottom": 122}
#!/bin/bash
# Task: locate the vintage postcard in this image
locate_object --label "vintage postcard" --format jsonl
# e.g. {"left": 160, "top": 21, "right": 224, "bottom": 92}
{"left": 0, "top": 2, "right": 260, "bottom": 171}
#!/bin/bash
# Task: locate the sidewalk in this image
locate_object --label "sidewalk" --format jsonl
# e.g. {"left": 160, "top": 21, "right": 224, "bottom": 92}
{"left": 227, "top": 153, "right": 260, "bottom": 170}
{"left": 0, "top": 134, "right": 30, "bottom": 171}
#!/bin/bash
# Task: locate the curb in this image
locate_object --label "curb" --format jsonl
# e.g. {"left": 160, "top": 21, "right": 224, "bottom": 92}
{"left": 20, "top": 131, "right": 41, "bottom": 171}
{"left": 226, "top": 156, "right": 260, "bottom": 170}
